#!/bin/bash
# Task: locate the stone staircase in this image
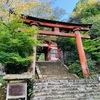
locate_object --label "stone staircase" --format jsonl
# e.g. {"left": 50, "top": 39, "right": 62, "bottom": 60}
{"left": 30, "top": 61, "right": 100, "bottom": 100}
{"left": 36, "top": 61, "right": 77, "bottom": 79}
{"left": 31, "top": 79, "right": 100, "bottom": 100}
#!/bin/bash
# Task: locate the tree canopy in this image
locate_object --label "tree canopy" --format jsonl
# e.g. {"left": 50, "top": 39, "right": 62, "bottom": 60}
{"left": 0, "top": 0, "right": 66, "bottom": 21}
{"left": 0, "top": 0, "right": 66, "bottom": 74}
{"left": 0, "top": 15, "right": 39, "bottom": 73}
{"left": 57, "top": 0, "right": 100, "bottom": 77}
{"left": 73, "top": 0, "right": 100, "bottom": 65}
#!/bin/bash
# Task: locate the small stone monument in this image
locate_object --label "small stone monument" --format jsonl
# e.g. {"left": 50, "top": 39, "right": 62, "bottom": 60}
{"left": 99, "top": 77, "right": 100, "bottom": 81}
{"left": 0, "top": 63, "right": 5, "bottom": 76}
{"left": 3, "top": 74, "right": 32, "bottom": 100}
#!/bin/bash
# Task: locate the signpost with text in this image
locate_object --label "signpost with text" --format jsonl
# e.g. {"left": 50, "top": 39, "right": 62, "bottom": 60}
{"left": 6, "top": 83, "right": 27, "bottom": 100}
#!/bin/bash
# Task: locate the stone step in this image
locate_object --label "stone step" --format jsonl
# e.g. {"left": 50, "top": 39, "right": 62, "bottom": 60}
{"left": 31, "top": 92, "right": 100, "bottom": 100}
{"left": 31, "top": 94, "right": 78, "bottom": 100}
{"left": 34, "top": 82, "right": 99, "bottom": 87}
{"left": 36, "top": 61, "right": 77, "bottom": 79}
{"left": 38, "top": 75, "right": 77, "bottom": 80}
{"left": 33, "top": 86, "right": 100, "bottom": 95}
{"left": 31, "top": 61, "right": 100, "bottom": 100}
{"left": 35, "top": 79, "right": 99, "bottom": 83}
{"left": 33, "top": 97, "right": 78, "bottom": 100}
{"left": 34, "top": 84, "right": 99, "bottom": 88}
{"left": 33, "top": 87, "right": 100, "bottom": 93}
{"left": 32, "top": 92, "right": 100, "bottom": 100}
{"left": 31, "top": 78, "right": 100, "bottom": 100}
{"left": 34, "top": 80, "right": 99, "bottom": 86}
{"left": 33, "top": 90, "right": 100, "bottom": 97}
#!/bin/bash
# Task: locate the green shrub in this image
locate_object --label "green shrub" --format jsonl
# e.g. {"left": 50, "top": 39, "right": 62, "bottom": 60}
{"left": 68, "top": 60, "right": 84, "bottom": 78}
{"left": 27, "top": 79, "right": 34, "bottom": 100}
{"left": 0, "top": 17, "right": 39, "bottom": 74}
{"left": 0, "top": 76, "right": 3, "bottom": 83}
{"left": 68, "top": 58, "right": 96, "bottom": 78}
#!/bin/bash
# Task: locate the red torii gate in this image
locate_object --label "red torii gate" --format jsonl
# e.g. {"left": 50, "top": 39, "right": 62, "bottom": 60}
{"left": 23, "top": 16, "right": 92, "bottom": 78}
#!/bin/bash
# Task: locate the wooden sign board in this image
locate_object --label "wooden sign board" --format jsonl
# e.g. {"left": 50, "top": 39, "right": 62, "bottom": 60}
{"left": 6, "top": 83, "right": 27, "bottom": 100}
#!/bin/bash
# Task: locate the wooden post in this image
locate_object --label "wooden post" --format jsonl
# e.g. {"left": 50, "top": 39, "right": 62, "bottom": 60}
{"left": 74, "top": 29, "right": 89, "bottom": 78}
{"left": 31, "top": 25, "right": 37, "bottom": 76}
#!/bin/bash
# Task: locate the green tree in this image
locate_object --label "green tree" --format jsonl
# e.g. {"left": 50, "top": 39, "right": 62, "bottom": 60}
{"left": 0, "top": 0, "right": 67, "bottom": 74}
{"left": 0, "top": 16, "right": 39, "bottom": 74}
{"left": 70, "top": 0, "right": 97, "bottom": 23}
{"left": 81, "top": 2, "right": 100, "bottom": 65}
{"left": 0, "top": 0, "right": 66, "bottom": 21}
{"left": 56, "top": 37, "right": 78, "bottom": 65}
{"left": 69, "top": 0, "right": 100, "bottom": 76}
{"left": 57, "top": 0, "right": 100, "bottom": 77}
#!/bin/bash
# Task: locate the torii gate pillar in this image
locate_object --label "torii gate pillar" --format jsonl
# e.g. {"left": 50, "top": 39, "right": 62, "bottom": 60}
{"left": 29, "top": 25, "right": 37, "bottom": 76}
{"left": 74, "top": 28, "right": 89, "bottom": 78}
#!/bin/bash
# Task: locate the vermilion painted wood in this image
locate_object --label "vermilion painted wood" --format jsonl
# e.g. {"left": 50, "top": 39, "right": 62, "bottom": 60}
{"left": 39, "top": 30, "right": 90, "bottom": 39}
{"left": 54, "top": 27, "right": 60, "bottom": 34}
{"left": 75, "top": 30, "right": 89, "bottom": 77}
{"left": 23, "top": 18, "right": 90, "bottom": 31}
